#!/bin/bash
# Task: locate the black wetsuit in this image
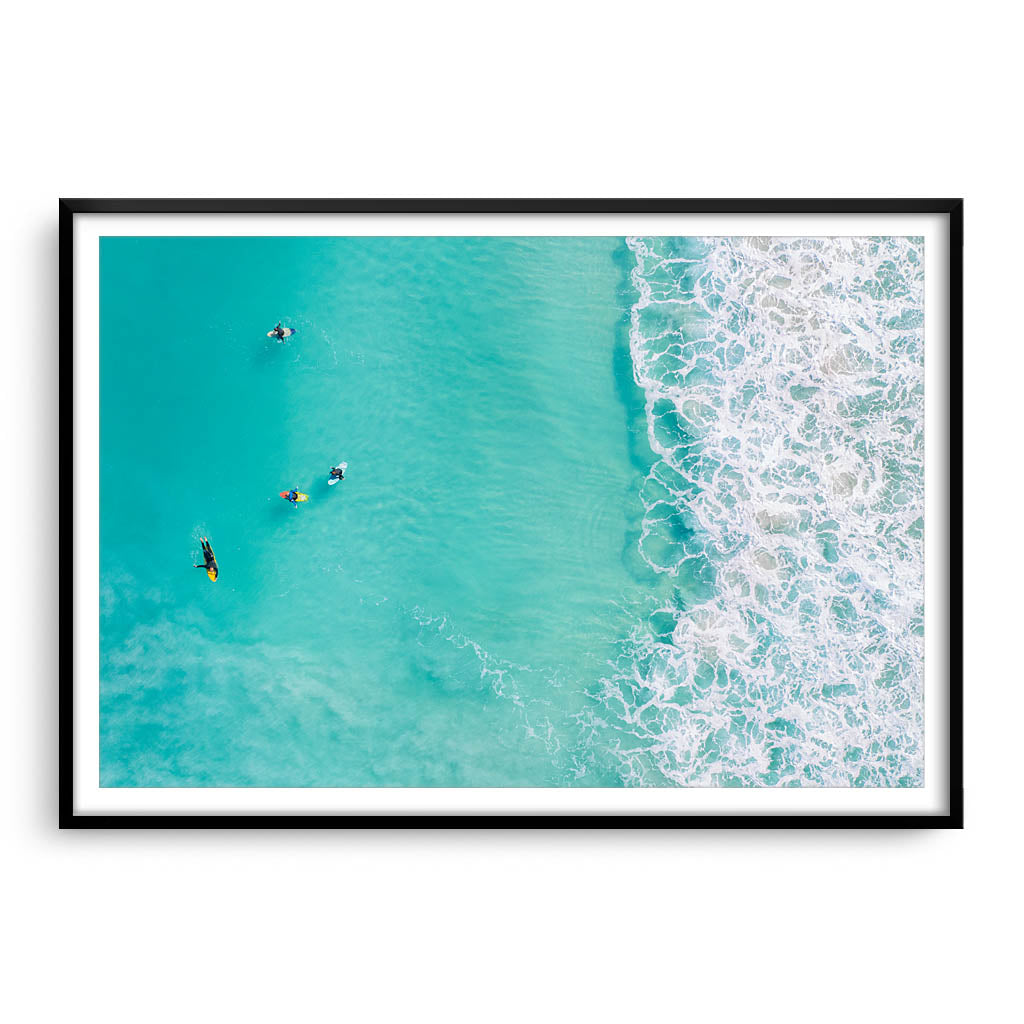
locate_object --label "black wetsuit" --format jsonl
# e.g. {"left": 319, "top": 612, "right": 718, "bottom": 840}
{"left": 272, "top": 323, "right": 287, "bottom": 340}
{"left": 193, "top": 538, "right": 218, "bottom": 580}
{"left": 330, "top": 467, "right": 345, "bottom": 481}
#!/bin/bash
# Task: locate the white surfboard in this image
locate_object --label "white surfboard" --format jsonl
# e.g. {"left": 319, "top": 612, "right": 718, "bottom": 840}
{"left": 328, "top": 460, "right": 348, "bottom": 485}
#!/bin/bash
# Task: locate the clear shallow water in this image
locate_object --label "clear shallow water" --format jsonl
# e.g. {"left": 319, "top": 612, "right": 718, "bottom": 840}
{"left": 99, "top": 234, "right": 924, "bottom": 787}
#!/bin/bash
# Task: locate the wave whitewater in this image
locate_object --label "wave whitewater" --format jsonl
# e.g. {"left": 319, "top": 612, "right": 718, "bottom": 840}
{"left": 606, "top": 235, "right": 926, "bottom": 787}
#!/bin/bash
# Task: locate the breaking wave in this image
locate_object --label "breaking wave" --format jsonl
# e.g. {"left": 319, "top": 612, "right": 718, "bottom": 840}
{"left": 606, "top": 235, "right": 925, "bottom": 787}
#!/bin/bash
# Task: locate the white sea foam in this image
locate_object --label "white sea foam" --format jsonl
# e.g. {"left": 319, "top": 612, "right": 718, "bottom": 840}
{"left": 410, "top": 606, "right": 568, "bottom": 761}
{"left": 612, "top": 236, "right": 925, "bottom": 786}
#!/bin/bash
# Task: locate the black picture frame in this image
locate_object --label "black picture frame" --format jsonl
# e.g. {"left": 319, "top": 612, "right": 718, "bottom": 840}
{"left": 61, "top": 198, "right": 963, "bottom": 829}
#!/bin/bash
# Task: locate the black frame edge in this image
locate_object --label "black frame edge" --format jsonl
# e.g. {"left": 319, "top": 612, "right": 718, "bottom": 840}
{"left": 60, "top": 199, "right": 74, "bottom": 830}
{"left": 948, "top": 200, "right": 964, "bottom": 828}
{"left": 60, "top": 813, "right": 961, "bottom": 829}
{"left": 58, "top": 197, "right": 965, "bottom": 216}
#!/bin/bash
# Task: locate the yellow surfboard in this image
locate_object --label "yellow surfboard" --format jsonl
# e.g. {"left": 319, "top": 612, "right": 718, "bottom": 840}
{"left": 201, "top": 537, "right": 218, "bottom": 581}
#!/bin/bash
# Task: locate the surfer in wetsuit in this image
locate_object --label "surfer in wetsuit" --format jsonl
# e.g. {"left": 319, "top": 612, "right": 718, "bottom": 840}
{"left": 329, "top": 465, "right": 345, "bottom": 482}
{"left": 271, "top": 322, "right": 287, "bottom": 341}
{"left": 193, "top": 537, "right": 218, "bottom": 581}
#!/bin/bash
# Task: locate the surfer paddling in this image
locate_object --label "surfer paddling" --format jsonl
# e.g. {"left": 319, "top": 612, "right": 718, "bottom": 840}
{"left": 193, "top": 537, "right": 218, "bottom": 581}
{"left": 268, "top": 322, "right": 295, "bottom": 342}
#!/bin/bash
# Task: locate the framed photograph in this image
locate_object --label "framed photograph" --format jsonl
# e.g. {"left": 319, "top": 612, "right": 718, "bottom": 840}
{"left": 63, "top": 199, "right": 962, "bottom": 827}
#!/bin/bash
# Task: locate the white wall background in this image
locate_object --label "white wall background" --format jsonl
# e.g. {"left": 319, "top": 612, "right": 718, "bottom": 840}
{"left": 2, "top": 2, "right": 1016, "bottom": 1021}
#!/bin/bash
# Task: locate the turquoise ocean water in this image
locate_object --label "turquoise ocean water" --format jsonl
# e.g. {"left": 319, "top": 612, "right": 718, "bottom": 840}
{"left": 99, "top": 235, "right": 925, "bottom": 787}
